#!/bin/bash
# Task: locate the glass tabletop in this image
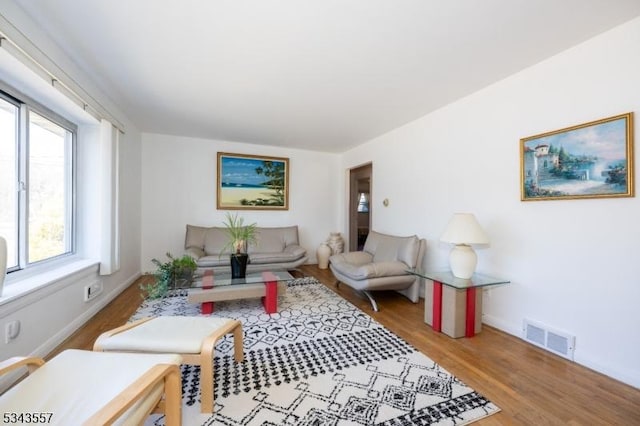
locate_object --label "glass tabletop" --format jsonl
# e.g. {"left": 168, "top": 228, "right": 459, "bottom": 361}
{"left": 406, "top": 269, "right": 510, "bottom": 289}
{"left": 190, "top": 270, "right": 294, "bottom": 288}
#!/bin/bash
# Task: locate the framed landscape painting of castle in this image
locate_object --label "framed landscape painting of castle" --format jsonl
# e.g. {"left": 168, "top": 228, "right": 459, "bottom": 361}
{"left": 520, "top": 112, "right": 634, "bottom": 201}
{"left": 217, "top": 152, "right": 289, "bottom": 210}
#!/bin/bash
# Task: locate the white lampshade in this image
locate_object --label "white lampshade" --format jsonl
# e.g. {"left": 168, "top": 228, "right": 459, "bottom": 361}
{"left": 440, "top": 213, "right": 490, "bottom": 245}
{"left": 440, "top": 213, "right": 489, "bottom": 279}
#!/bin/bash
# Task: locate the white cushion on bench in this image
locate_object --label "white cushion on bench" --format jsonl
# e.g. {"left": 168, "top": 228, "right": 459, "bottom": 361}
{"left": 97, "top": 316, "right": 235, "bottom": 354}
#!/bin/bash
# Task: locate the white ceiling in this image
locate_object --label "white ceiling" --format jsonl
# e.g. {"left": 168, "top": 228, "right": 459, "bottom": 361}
{"left": 13, "top": 0, "right": 640, "bottom": 152}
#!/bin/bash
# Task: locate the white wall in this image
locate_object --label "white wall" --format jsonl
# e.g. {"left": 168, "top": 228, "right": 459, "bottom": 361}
{"left": 140, "top": 134, "right": 341, "bottom": 271}
{"left": 341, "top": 17, "right": 640, "bottom": 387}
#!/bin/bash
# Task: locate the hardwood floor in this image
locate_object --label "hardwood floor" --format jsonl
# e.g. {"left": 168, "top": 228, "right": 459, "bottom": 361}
{"left": 51, "top": 265, "right": 640, "bottom": 425}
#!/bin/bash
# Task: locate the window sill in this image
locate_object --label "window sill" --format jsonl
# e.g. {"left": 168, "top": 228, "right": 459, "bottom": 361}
{"left": 0, "top": 258, "right": 100, "bottom": 307}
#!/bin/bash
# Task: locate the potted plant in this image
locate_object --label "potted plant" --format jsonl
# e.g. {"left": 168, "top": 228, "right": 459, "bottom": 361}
{"left": 141, "top": 252, "right": 197, "bottom": 299}
{"left": 220, "top": 212, "right": 258, "bottom": 278}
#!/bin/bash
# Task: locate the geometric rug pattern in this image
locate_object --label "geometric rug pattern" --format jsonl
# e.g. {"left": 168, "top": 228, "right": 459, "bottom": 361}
{"left": 133, "top": 277, "right": 500, "bottom": 425}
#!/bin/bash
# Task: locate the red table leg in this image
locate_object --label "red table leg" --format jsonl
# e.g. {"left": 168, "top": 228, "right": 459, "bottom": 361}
{"left": 465, "top": 287, "right": 477, "bottom": 337}
{"left": 201, "top": 270, "right": 214, "bottom": 314}
{"left": 432, "top": 280, "right": 443, "bottom": 332}
{"left": 261, "top": 271, "right": 278, "bottom": 314}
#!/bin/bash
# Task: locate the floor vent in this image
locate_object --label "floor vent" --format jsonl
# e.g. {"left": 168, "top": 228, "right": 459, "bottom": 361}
{"left": 522, "top": 319, "right": 575, "bottom": 360}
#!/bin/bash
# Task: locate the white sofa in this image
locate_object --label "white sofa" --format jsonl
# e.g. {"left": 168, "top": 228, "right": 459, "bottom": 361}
{"left": 329, "top": 230, "right": 426, "bottom": 311}
{"left": 184, "top": 224, "right": 308, "bottom": 272}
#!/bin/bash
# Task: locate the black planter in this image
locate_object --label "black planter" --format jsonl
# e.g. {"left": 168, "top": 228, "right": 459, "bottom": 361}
{"left": 230, "top": 253, "right": 249, "bottom": 278}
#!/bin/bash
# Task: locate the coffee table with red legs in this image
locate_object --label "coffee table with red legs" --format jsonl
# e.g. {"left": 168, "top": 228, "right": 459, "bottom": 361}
{"left": 187, "top": 270, "right": 293, "bottom": 314}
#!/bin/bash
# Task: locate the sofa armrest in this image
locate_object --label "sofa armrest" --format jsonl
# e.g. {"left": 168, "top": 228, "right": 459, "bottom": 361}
{"left": 185, "top": 247, "right": 205, "bottom": 260}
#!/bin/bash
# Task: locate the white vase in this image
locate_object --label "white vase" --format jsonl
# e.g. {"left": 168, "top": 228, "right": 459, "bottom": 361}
{"left": 0, "top": 236, "right": 7, "bottom": 297}
{"left": 317, "top": 243, "right": 331, "bottom": 269}
{"left": 327, "top": 232, "right": 344, "bottom": 255}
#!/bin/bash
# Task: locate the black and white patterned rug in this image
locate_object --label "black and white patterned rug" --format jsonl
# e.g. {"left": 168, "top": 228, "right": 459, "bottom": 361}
{"left": 135, "top": 277, "right": 500, "bottom": 425}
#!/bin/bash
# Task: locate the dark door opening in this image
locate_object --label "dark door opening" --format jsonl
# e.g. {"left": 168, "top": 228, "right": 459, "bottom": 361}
{"left": 349, "top": 163, "right": 372, "bottom": 252}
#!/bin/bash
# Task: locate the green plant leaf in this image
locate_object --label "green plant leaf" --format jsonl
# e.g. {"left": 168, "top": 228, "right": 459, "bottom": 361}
{"left": 142, "top": 252, "right": 197, "bottom": 299}
{"left": 220, "top": 212, "right": 258, "bottom": 255}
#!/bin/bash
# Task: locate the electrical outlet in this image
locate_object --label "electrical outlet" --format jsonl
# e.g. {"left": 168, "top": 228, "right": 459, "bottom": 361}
{"left": 5, "top": 320, "right": 20, "bottom": 343}
{"left": 84, "top": 281, "right": 103, "bottom": 302}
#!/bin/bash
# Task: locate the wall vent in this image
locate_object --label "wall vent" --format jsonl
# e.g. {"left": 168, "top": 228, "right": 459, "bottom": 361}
{"left": 522, "top": 319, "right": 575, "bottom": 360}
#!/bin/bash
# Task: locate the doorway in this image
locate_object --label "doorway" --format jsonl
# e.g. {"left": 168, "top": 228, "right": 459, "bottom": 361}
{"left": 349, "top": 163, "right": 372, "bottom": 252}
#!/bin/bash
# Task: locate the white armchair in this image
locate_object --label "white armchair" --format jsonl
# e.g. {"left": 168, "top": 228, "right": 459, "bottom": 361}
{"left": 329, "top": 230, "right": 426, "bottom": 311}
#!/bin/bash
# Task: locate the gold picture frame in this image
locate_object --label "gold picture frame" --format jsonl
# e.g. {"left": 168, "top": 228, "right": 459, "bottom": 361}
{"left": 217, "top": 152, "right": 289, "bottom": 210}
{"left": 520, "top": 112, "right": 634, "bottom": 201}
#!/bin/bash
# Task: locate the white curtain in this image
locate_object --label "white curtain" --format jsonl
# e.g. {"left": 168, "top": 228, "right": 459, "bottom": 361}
{"left": 99, "top": 119, "right": 120, "bottom": 275}
{"left": 0, "top": 236, "right": 6, "bottom": 296}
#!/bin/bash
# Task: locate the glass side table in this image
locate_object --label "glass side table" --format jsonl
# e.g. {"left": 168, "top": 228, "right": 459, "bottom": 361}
{"left": 407, "top": 269, "right": 510, "bottom": 338}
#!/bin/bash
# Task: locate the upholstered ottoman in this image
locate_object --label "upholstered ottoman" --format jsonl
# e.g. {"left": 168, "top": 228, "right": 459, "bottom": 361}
{"left": 94, "top": 316, "right": 244, "bottom": 413}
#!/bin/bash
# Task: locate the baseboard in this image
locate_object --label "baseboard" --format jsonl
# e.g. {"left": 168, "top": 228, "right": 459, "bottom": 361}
{"left": 0, "top": 271, "right": 142, "bottom": 393}
{"left": 32, "top": 271, "right": 142, "bottom": 359}
{"left": 481, "top": 313, "right": 521, "bottom": 338}
{"left": 483, "top": 313, "right": 640, "bottom": 389}
{"left": 573, "top": 354, "right": 640, "bottom": 389}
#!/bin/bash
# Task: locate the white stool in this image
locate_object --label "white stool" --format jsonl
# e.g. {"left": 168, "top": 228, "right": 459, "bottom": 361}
{"left": 94, "top": 316, "right": 244, "bottom": 413}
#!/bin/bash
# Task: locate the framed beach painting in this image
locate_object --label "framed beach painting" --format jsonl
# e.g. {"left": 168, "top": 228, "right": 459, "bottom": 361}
{"left": 520, "top": 112, "right": 634, "bottom": 201}
{"left": 217, "top": 152, "right": 289, "bottom": 210}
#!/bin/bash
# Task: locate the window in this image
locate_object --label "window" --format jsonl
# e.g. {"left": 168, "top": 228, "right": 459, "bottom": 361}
{"left": 357, "top": 192, "right": 369, "bottom": 212}
{"left": 0, "top": 90, "right": 75, "bottom": 273}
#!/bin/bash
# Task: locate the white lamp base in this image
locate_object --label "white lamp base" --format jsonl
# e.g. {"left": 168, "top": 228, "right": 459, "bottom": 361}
{"left": 449, "top": 244, "right": 477, "bottom": 279}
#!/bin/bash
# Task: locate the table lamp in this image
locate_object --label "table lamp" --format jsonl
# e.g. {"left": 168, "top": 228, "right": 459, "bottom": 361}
{"left": 440, "top": 213, "right": 489, "bottom": 279}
